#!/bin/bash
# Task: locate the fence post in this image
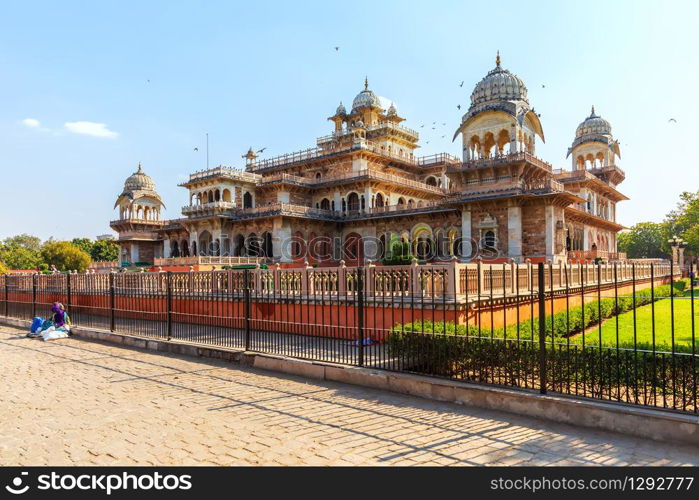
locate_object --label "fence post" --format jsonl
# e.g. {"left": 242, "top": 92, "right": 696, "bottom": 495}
{"left": 538, "top": 262, "right": 547, "bottom": 395}
{"left": 243, "top": 269, "right": 251, "bottom": 351}
{"left": 166, "top": 271, "right": 172, "bottom": 341}
{"left": 66, "top": 273, "right": 72, "bottom": 311}
{"left": 5, "top": 276, "right": 9, "bottom": 317}
{"left": 32, "top": 273, "right": 37, "bottom": 319}
{"left": 109, "top": 272, "right": 115, "bottom": 332}
{"left": 357, "top": 267, "right": 365, "bottom": 367}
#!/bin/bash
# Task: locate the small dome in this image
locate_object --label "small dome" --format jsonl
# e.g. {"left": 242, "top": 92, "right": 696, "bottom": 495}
{"left": 470, "top": 53, "right": 528, "bottom": 107}
{"left": 123, "top": 163, "right": 156, "bottom": 191}
{"left": 351, "top": 77, "right": 382, "bottom": 111}
{"left": 336, "top": 101, "right": 347, "bottom": 115}
{"left": 576, "top": 106, "right": 612, "bottom": 137}
{"left": 387, "top": 102, "right": 397, "bottom": 116}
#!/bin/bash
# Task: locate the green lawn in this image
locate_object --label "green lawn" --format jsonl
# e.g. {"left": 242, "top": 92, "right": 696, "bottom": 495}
{"left": 579, "top": 290, "right": 697, "bottom": 351}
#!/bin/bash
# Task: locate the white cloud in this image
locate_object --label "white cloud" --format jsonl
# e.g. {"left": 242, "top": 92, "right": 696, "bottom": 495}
{"left": 21, "top": 118, "right": 41, "bottom": 128}
{"left": 64, "top": 121, "right": 118, "bottom": 138}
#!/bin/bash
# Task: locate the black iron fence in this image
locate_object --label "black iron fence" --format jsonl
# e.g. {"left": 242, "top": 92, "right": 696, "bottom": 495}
{"left": 0, "top": 262, "right": 696, "bottom": 414}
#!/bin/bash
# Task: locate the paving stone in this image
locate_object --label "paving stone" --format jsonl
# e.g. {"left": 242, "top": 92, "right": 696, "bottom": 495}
{"left": 1, "top": 325, "right": 698, "bottom": 466}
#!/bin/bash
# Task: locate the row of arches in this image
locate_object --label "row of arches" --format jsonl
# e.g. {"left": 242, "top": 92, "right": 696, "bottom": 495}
{"left": 575, "top": 152, "right": 606, "bottom": 170}
{"left": 169, "top": 231, "right": 274, "bottom": 258}
{"left": 119, "top": 204, "right": 161, "bottom": 221}
{"left": 190, "top": 189, "right": 253, "bottom": 208}
{"left": 314, "top": 192, "right": 423, "bottom": 213}
{"left": 466, "top": 129, "right": 534, "bottom": 160}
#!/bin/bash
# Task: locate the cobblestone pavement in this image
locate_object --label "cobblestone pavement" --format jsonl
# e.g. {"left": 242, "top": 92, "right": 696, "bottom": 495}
{"left": 1, "top": 326, "right": 698, "bottom": 466}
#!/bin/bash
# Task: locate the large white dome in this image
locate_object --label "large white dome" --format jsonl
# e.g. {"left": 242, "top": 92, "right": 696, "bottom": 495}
{"left": 576, "top": 106, "right": 612, "bottom": 137}
{"left": 470, "top": 54, "right": 528, "bottom": 107}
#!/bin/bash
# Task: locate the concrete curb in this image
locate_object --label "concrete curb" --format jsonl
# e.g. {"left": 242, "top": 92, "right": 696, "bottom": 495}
{"left": 2, "top": 317, "right": 697, "bottom": 446}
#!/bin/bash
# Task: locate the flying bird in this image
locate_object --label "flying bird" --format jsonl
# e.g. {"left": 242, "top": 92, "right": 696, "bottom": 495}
{"left": 256, "top": 147, "right": 267, "bottom": 153}
{"left": 442, "top": 122, "right": 446, "bottom": 126}
{"left": 420, "top": 124, "right": 424, "bottom": 128}
{"left": 334, "top": 46, "right": 339, "bottom": 51}
{"left": 541, "top": 84, "right": 545, "bottom": 88}
{"left": 668, "top": 118, "right": 677, "bottom": 123}
{"left": 193, "top": 147, "right": 198, "bottom": 152}
{"left": 426, "top": 141, "right": 430, "bottom": 144}
{"left": 441, "top": 135, "right": 445, "bottom": 138}
{"left": 459, "top": 81, "right": 464, "bottom": 87}
{"left": 457, "top": 104, "right": 461, "bottom": 110}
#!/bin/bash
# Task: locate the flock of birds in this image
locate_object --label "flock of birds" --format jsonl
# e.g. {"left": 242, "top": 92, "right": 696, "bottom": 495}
{"left": 178, "top": 45, "right": 680, "bottom": 156}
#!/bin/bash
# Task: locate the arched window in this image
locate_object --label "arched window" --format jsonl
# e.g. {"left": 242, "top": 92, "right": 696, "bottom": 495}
{"left": 397, "top": 197, "right": 405, "bottom": 206}
{"left": 347, "top": 192, "right": 360, "bottom": 213}
{"left": 181, "top": 240, "right": 189, "bottom": 257}
{"left": 170, "top": 241, "right": 180, "bottom": 258}
{"left": 215, "top": 189, "right": 221, "bottom": 201}
{"left": 315, "top": 172, "right": 322, "bottom": 180}
{"left": 222, "top": 189, "right": 231, "bottom": 202}
{"left": 320, "top": 198, "right": 330, "bottom": 210}
{"left": 425, "top": 176, "right": 437, "bottom": 186}
{"left": 243, "top": 192, "right": 253, "bottom": 208}
{"left": 483, "top": 230, "right": 496, "bottom": 249}
{"left": 375, "top": 192, "right": 384, "bottom": 208}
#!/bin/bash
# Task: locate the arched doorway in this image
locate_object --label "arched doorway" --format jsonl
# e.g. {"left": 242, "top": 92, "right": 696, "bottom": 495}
{"left": 198, "top": 231, "right": 212, "bottom": 256}
{"left": 246, "top": 233, "right": 261, "bottom": 257}
{"left": 262, "top": 232, "right": 273, "bottom": 258}
{"left": 343, "top": 233, "right": 363, "bottom": 262}
{"left": 170, "top": 241, "right": 180, "bottom": 258}
{"left": 234, "top": 234, "right": 246, "bottom": 256}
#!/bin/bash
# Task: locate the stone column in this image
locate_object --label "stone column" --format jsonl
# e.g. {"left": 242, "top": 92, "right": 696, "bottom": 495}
{"left": 273, "top": 218, "right": 292, "bottom": 263}
{"left": 333, "top": 191, "right": 342, "bottom": 213}
{"left": 461, "top": 208, "right": 472, "bottom": 259}
{"left": 544, "top": 205, "right": 555, "bottom": 261}
{"left": 363, "top": 187, "right": 372, "bottom": 213}
{"left": 130, "top": 244, "right": 139, "bottom": 264}
{"left": 507, "top": 205, "right": 522, "bottom": 262}
{"left": 163, "top": 239, "right": 171, "bottom": 259}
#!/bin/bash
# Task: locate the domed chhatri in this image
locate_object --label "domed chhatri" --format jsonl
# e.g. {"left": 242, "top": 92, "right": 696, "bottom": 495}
{"left": 335, "top": 101, "right": 347, "bottom": 116}
{"left": 123, "top": 162, "right": 157, "bottom": 192}
{"left": 567, "top": 106, "right": 622, "bottom": 178}
{"left": 114, "top": 162, "right": 165, "bottom": 213}
{"left": 470, "top": 51, "right": 528, "bottom": 107}
{"left": 575, "top": 105, "right": 612, "bottom": 138}
{"left": 454, "top": 52, "right": 544, "bottom": 159}
{"left": 351, "top": 77, "right": 383, "bottom": 111}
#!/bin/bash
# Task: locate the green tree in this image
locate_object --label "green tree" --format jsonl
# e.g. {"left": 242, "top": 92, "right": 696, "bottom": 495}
{"left": 665, "top": 190, "right": 699, "bottom": 256}
{"left": 0, "top": 243, "right": 42, "bottom": 270}
{"left": 90, "top": 239, "right": 119, "bottom": 262}
{"left": 617, "top": 222, "right": 668, "bottom": 259}
{"left": 40, "top": 241, "right": 91, "bottom": 272}
{"left": 3, "top": 234, "right": 42, "bottom": 252}
{"left": 71, "top": 237, "right": 94, "bottom": 256}
{"left": 0, "top": 261, "right": 7, "bottom": 274}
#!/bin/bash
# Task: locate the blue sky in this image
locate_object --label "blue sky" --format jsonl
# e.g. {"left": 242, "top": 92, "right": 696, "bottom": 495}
{"left": 0, "top": 0, "right": 697, "bottom": 240}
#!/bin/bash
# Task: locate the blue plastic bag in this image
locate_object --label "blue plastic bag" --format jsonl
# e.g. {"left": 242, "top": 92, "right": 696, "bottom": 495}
{"left": 31, "top": 317, "right": 44, "bottom": 333}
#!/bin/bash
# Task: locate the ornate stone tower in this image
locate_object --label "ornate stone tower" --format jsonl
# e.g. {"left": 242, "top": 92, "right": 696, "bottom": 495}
{"left": 110, "top": 163, "right": 166, "bottom": 266}
{"left": 567, "top": 106, "right": 624, "bottom": 184}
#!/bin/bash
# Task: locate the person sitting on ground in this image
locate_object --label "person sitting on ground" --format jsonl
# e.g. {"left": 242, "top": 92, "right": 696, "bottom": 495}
{"left": 27, "top": 302, "right": 71, "bottom": 340}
